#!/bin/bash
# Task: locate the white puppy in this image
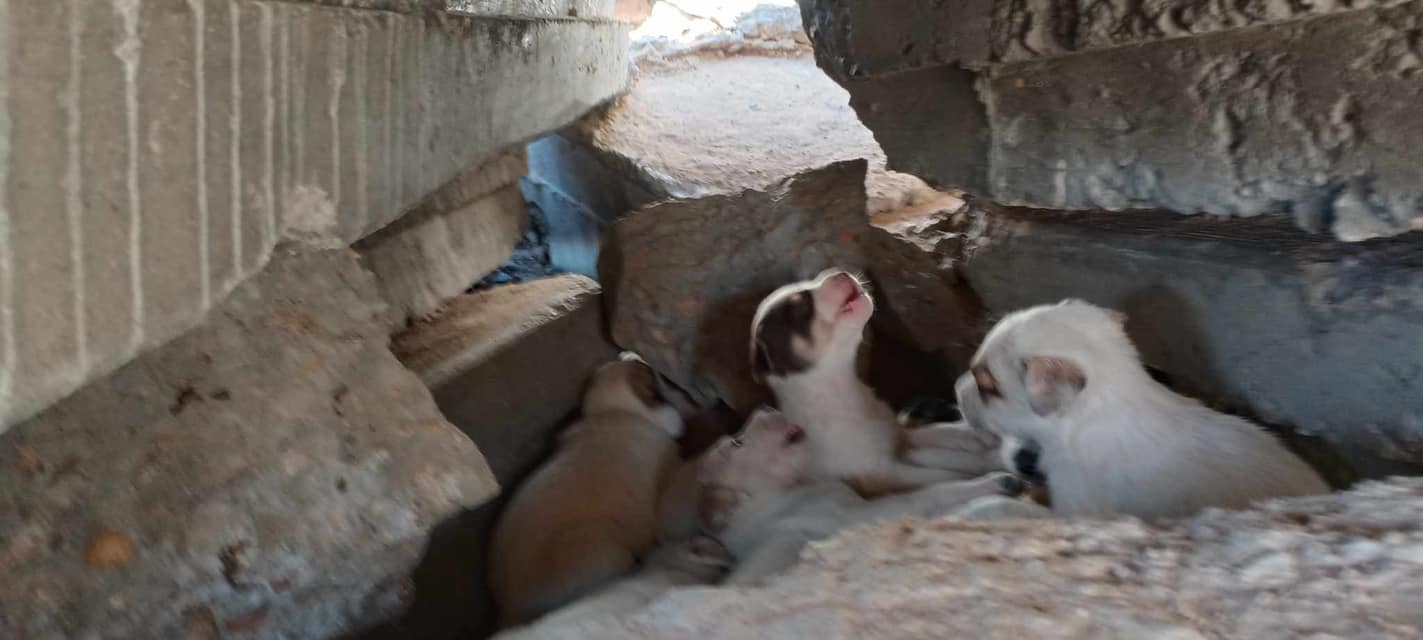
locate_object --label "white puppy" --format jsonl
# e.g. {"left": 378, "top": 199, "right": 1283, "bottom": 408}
{"left": 750, "top": 270, "right": 1001, "bottom": 496}
{"left": 955, "top": 299, "right": 1329, "bottom": 521}
{"left": 698, "top": 408, "right": 1025, "bottom": 585}
{"left": 489, "top": 357, "right": 685, "bottom": 626}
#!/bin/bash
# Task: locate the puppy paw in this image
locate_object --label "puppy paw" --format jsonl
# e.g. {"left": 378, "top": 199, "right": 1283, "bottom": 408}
{"left": 994, "top": 472, "right": 1027, "bottom": 497}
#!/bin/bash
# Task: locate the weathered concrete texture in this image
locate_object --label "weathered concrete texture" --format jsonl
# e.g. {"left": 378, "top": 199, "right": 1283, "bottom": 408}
{"left": 547, "top": 45, "right": 949, "bottom": 222}
{"left": 358, "top": 148, "right": 529, "bottom": 322}
{"left": 516, "top": 478, "right": 1423, "bottom": 639}
{"left": 0, "top": 0, "right": 629, "bottom": 432}
{"left": 798, "top": 0, "right": 994, "bottom": 79}
{"left": 961, "top": 202, "right": 1423, "bottom": 473}
{"left": 380, "top": 274, "right": 618, "bottom": 639}
{"left": 986, "top": 1, "right": 1423, "bottom": 240}
{"left": 447, "top": 0, "right": 618, "bottom": 19}
{"left": 992, "top": 0, "right": 1413, "bottom": 62}
{"left": 0, "top": 248, "right": 495, "bottom": 639}
{"left": 601, "top": 161, "right": 870, "bottom": 411}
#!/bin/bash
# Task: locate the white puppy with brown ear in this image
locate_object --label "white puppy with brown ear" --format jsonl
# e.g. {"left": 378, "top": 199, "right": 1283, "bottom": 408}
{"left": 489, "top": 356, "right": 685, "bottom": 627}
{"left": 698, "top": 408, "right": 1024, "bottom": 585}
{"left": 955, "top": 299, "right": 1328, "bottom": 521}
{"left": 750, "top": 270, "right": 1001, "bottom": 496}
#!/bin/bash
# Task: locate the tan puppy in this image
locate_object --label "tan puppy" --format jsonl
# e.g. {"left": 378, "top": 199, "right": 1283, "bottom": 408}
{"left": 956, "top": 299, "right": 1329, "bottom": 521}
{"left": 489, "top": 356, "right": 685, "bottom": 627}
{"left": 750, "top": 269, "right": 1001, "bottom": 496}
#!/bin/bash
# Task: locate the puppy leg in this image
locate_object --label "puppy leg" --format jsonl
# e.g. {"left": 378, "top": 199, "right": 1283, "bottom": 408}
{"left": 723, "top": 532, "right": 812, "bottom": 586}
{"left": 903, "top": 422, "right": 1004, "bottom": 476}
{"left": 850, "top": 472, "right": 1025, "bottom": 522}
{"left": 904, "top": 421, "right": 997, "bottom": 450}
{"left": 951, "top": 495, "right": 1053, "bottom": 520}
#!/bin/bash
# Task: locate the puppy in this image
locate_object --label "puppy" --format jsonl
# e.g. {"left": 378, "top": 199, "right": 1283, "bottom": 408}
{"left": 750, "top": 270, "right": 1001, "bottom": 496}
{"left": 698, "top": 408, "right": 1024, "bottom": 585}
{"left": 955, "top": 299, "right": 1328, "bottom": 521}
{"left": 493, "top": 536, "right": 731, "bottom": 639}
{"left": 489, "top": 357, "right": 685, "bottom": 627}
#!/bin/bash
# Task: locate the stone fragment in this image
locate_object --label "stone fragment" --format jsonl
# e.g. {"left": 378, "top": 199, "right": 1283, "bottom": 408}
{"left": 984, "top": 2, "right": 1423, "bottom": 240}
{"left": 518, "top": 478, "right": 1423, "bottom": 639}
{"left": 83, "top": 529, "right": 137, "bottom": 570}
{"left": 358, "top": 148, "right": 531, "bottom": 322}
{"left": 0, "top": 0, "right": 631, "bottom": 433}
{"left": 0, "top": 249, "right": 495, "bottom": 639}
{"left": 377, "top": 274, "right": 618, "bottom": 638}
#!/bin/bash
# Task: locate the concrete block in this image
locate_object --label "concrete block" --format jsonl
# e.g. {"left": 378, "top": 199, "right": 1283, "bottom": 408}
{"left": 992, "top": 0, "right": 1412, "bottom": 62}
{"left": 448, "top": 0, "right": 618, "bottom": 19}
{"left": 0, "top": 248, "right": 495, "bottom": 639}
{"left": 985, "top": 2, "right": 1423, "bottom": 240}
{"left": 0, "top": 0, "right": 630, "bottom": 432}
{"left": 962, "top": 203, "right": 1423, "bottom": 474}
{"left": 382, "top": 275, "right": 618, "bottom": 638}
{"left": 358, "top": 148, "right": 530, "bottom": 322}
{"left": 798, "top": 0, "right": 994, "bottom": 78}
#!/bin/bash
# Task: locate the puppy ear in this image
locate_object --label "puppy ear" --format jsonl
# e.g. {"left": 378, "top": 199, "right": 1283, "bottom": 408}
{"left": 1022, "top": 356, "right": 1086, "bottom": 416}
{"left": 697, "top": 486, "right": 741, "bottom": 533}
{"left": 749, "top": 336, "right": 769, "bottom": 383}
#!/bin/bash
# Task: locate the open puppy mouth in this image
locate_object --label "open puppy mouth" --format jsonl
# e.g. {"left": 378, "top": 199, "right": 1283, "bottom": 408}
{"left": 837, "top": 282, "right": 864, "bottom": 315}
{"left": 783, "top": 423, "right": 806, "bottom": 445}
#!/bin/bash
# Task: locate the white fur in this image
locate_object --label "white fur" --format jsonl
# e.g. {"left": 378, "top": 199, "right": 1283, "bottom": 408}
{"left": 956, "top": 300, "right": 1329, "bottom": 521}
{"left": 719, "top": 473, "right": 1019, "bottom": 585}
{"left": 755, "top": 270, "right": 999, "bottom": 493}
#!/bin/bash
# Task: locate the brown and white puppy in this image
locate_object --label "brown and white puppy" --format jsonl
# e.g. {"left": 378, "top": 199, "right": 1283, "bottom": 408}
{"left": 750, "top": 269, "right": 1001, "bottom": 496}
{"left": 955, "top": 299, "right": 1329, "bottom": 521}
{"left": 489, "top": 356, "right": 685, "bottom": 627}
{"left": 493, "top": 536, "right": 731, "bottom": 640}
{"left": 698, "top": 408, "right": 1023, "bottom": 585}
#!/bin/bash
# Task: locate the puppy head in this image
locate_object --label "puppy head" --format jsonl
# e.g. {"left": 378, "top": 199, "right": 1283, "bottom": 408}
{"left": 749, "top": 269, "right": 873, "bottom": 383}
{"left": 955, "top": 299, "right": 1137, "bottom": 443}
{"left": 581, "top": 355, "right": 683, "bottom": 438}
{"left": 696, "top": 408, "right": 813, "bottom": 532}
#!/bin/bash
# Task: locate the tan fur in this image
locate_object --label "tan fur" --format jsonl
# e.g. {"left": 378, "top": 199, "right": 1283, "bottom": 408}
{"left": 489, "top": 359, "right": 685, "bottom": 627}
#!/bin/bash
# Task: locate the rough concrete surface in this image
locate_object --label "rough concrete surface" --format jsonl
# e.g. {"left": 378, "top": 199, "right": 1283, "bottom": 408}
{"left": 798, "top": 0, "right": 994, "bottom": 79}
{"left": 518, "top": 478, "right": 1423, "bottom": 639}
{"left": 961, "top": 202, "right": 1423, "bottom": 474}
{"left": 379, "top": 274, "right": 618, "bottom": 639}
{"left": 0, "top": 0, "right": 630, "bottom": 433}
{"left": 0, "top": 248, "right": 495, "bottom": 639}
{"left": 986, "top": 1, "right": 1423, "bottom": 240}
{"left": 992, "top": 0, "right": 1413, "bottom": 61}
{"left": 358, "top": 148, "right": 530, "bottom": 323}
{"left": 564, "top": 49, "right": 943, "bottom": 218}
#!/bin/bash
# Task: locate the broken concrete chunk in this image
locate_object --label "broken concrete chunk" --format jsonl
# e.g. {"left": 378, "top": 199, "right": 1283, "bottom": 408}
{"left": 521, "top": 478, "right": 1423, "bottom": 639}
{"left": 382, "top": 274, "right": 619, "bottom": 638}
{"left": 359, "top": 148, "right": 531, "bottom": 323}
{"left": 0, "top": 248, "right": 495, "bottom": 639}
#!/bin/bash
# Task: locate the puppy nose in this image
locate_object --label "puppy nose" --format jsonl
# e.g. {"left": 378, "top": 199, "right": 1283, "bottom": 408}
{"left": 1012, "top": 446, "right": 1048, "bottom": 485}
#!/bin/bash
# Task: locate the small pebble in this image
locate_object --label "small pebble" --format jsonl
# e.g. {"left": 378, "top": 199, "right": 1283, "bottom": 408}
{"left": 84, "top": 529, "right": 136, "bottom": 570}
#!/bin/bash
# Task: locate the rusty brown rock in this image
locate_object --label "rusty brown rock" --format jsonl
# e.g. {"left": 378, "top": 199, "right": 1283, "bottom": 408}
{"left": 83, "top": 529, "right": 136, "bottom": 570}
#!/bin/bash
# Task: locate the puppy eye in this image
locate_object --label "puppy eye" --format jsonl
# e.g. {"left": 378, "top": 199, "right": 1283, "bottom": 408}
{"left": 730, "top": 437, "right": 743, "bottom": 448}
{"left": 973, "top": 364, "right": 1001, "bottom": 400}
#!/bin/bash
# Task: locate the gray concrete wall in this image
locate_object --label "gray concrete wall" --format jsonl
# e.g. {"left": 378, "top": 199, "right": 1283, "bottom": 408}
{"left": 798, "top": 0, "right": 1423, "bottom": 241}
{"left": 0, "top": 0, "right": 630, "bottom": 432}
